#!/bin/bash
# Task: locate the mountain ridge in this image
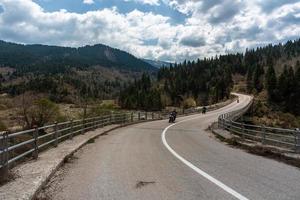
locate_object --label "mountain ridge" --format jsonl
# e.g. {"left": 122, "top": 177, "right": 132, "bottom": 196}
{"left": 0, "top": 40, "right": 156, "bottom": 74}
{"left": 142, "top": 59, "right": 172, "bottom": 68}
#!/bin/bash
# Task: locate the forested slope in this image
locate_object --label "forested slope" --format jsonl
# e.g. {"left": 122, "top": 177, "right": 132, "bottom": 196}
{"left": 120, "top": 39, "right": 300, "bottom": 123}
{"left": 0, "top": 40, "right": 157, "bottom": 101}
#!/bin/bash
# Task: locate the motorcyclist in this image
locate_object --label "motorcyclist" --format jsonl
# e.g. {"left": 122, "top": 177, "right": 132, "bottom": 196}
{"left": 169, "top": 110, "right": 177, "bottom": 123}
{"left": 202, "top": 106, "right": 207, "bottom": 114}
{"left": 172, "top": 110, "right": 177, "bottom": 121}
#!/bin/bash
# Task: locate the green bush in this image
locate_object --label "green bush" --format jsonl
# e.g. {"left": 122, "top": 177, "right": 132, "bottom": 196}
{"left": 0, "top": 120, "right": 7, "bottom": 131}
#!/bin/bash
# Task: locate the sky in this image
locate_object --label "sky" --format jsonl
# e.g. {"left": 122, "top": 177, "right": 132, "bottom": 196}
{"left": 0, "top": 0, "right": 299, "bottom": 62}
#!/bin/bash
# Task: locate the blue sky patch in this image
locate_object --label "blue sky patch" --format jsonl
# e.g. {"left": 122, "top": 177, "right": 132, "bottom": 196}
{"left": 0, "top": 5, "right": 4, "bottom": 14}
{"left": 33, "top": 0, "right": 187, "bottom": 24}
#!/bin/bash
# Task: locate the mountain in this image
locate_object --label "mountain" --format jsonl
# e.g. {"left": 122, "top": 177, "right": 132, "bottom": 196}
{"left": 142, "top": 59, "right": 172, "bottom": 68}
{"left": 0, "top": 40, "right": 158, "bottom": 101}
{"left": 0, "top": 40, "right": 156, "bottom": 74}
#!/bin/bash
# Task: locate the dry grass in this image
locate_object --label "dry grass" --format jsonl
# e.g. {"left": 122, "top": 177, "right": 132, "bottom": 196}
{"left": 0, "top": 94, "right": 118, "bottom": 132}
{"left": 251, "top": 93, "right": 300, "bottom": 129}
{"left": 232, "top": 73, "right": 247, "bottom": 93}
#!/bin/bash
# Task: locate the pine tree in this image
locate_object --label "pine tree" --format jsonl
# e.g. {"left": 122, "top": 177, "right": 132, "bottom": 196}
{"left": 246, "top": 68, "right": 253, "bottom": 93}
{"left": 278, "top": 65, "right": 289, "bottom": 103}
{"left": 287, "top": 67, "right": 296, "bottom": 112}
{"left": 253, "top": 64, "right": 264, "bottom": 93}
{"left": 265, "top": 65, "right": 277, "bottom": 101}
{"left": 294, "top": 65, "right": 300, "bottom": 115}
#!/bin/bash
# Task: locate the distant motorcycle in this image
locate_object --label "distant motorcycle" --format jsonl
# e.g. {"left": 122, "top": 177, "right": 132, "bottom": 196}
{"left": 202, "top": 106, "right": 207, "bottom": 114}
{"left": 169, "top": 113, "right": 176, "bottom": 123}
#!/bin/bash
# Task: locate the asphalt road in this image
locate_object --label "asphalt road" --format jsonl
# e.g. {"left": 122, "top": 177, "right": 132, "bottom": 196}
{"left": 42, "top": 94, "right": 300, "bottom": 200}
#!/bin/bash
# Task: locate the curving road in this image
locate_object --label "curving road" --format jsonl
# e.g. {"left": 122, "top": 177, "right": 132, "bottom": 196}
{"left": 42, "top": 94, "right": 300, "bottom": 200}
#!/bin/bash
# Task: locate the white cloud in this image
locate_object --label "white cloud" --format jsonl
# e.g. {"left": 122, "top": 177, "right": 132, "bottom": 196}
{"left": 83, "top": 0, "right": 94, "bottom": 4}
{"left": 0, "top": 0, "right": 299, "bottom": 62}
{"left": 124, "top": 0, "right": 160, "bottom": 6}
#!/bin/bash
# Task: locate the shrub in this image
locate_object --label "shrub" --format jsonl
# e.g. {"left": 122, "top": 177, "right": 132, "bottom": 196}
{"left": 182, "top": 97, "right": 196, "bottom": 109}
{"left": 20, "top": 97, "right": 61, "bottom": 128}
{"left": 0, "top": 120, "right": 7, "bottom": 131}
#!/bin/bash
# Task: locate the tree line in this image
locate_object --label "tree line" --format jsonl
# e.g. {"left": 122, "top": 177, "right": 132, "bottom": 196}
{"left": 120, "top": 39, "right": 300, "bottom": 113}
{"left": 266, "top": 61, "right": 300, "bottom": 115}
{"left": 119, "top": 74, "right": 162, "bottom": 111}
{"left": 119, "top": 59, "right": 234, "bottom": 110}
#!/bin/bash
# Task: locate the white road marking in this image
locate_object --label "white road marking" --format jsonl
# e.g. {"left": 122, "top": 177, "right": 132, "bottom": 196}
{"left": 161, "top": 112, "right": 249, "bottom": 200}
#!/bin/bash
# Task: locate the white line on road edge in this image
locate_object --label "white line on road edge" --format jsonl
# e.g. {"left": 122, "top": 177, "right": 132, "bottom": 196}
{"left": 161, "top": 115, "right": 249, "bottom": 200}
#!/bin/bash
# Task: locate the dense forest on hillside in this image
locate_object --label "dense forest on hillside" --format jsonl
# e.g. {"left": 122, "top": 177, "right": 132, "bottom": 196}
{"left": 0, "top": 40, "right": 157, "bottom": 101}
{"left": 120, "top": 60, "right": 234, "bottom": 110}
{"left": 0, "top": 40, "right": 155, "bottom": 73}
{"left": 119, "top": 74, "right": 162, "bottom": 111}
{"left": 120, "top": 39, "right": 300, "bottom": 118}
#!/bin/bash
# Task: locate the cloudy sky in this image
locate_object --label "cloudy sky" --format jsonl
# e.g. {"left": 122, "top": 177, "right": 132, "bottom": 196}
{"left": 0, "top": 0, "right": 299, "bottom": 62}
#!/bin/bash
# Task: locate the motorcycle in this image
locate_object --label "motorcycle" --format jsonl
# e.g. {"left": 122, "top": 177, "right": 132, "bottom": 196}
{"left": 169, "top": 113, "right": 175, "bottom": 123}
{"left": 202, "top": 107, "right": 207, "bottom": 114}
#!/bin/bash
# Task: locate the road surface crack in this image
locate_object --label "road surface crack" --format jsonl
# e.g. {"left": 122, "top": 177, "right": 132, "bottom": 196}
{"left": 136, "top": 181, "right": 155, "bottom": 189}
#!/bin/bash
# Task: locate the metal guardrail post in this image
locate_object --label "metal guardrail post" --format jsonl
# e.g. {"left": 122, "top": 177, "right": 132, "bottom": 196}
{"left": 242, "top": 124, "right": 245, "bottom": 140}
{"left": 121, "top": 113, "right": 125, "bottom": 124}
{"left": 92, "top": 117, "right": 96, "bottom": 130}
{"left": 100, "top": 116, "right": 104, "bottom": 128}
{"left": 220, "top": 118, "right": 223, "bottom": 129}
{"left": 70, "top": 120, "right": 74, "bottom": 140}
{"left": 222, "top": 119, "right": 225, "bottom": 129}
{"left": 220, "top": 118, "right": 224, "bottom": 129}
{"left": 81, "top": 118, "right": 85, "bottom": 135}
{"left": 295, "top": 130, "right": 300, "bottom": 153}
{"left": 262, "top": 126, "right": 266, "bottom": 145}
{"left": 0, "top": 131, "right": 9, "bottom": 183}
{"left": 33, "top": 126, "right": 39, "bottom": 159}
{"left": 229, "top": 121, "right": 232, "bottom": 132}
{"left": 110, "top": 114, "right": 113, "bottom": 125}
{"left": 54, "top": 122, "right": 58, "bottom": 147}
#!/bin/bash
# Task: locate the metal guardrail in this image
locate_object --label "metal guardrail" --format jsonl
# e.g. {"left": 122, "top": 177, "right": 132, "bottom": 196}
{"left": 0, "top": 98, "right": 236, "bottom": 182}
{"left": 218, "top": 100, "right": 300, "bottom": 153}
{"left": 0, "top": 112, "right": 162, "bottom": 174}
